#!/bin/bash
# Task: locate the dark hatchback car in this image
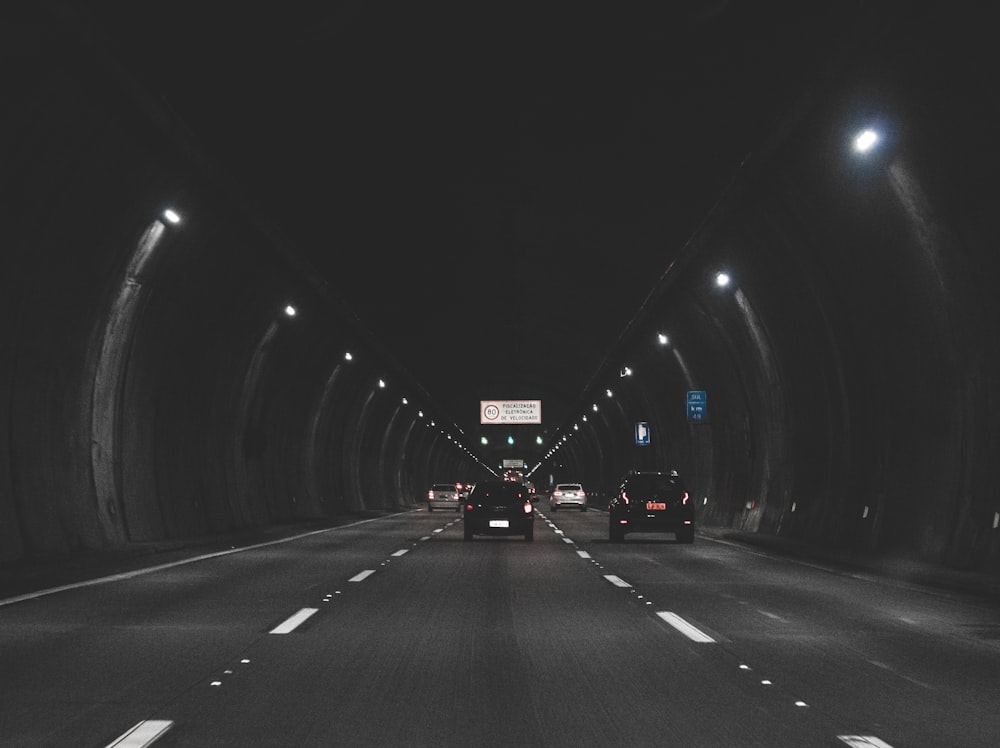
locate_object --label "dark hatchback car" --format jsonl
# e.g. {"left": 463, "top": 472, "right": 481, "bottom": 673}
{"left": 463, "top": 481, "right": 535, "bottom": 541}
{"left": 608, "top": 470, "right": 694, "bottom": 543}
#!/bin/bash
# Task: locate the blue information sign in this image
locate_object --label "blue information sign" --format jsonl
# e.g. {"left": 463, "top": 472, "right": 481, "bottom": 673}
{"left": 634, "top": 421, "right": 650, "bottom": 446}
{"left": 687, "top": 390, "right": 707, "bottom": 422}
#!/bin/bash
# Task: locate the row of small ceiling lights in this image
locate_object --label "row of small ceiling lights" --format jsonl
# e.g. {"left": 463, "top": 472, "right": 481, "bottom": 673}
{"left": 535, "top": 126, "right": 883, "bottom": 472}
{"left": 158, "top": 208, "right": 482, "bottom": 466}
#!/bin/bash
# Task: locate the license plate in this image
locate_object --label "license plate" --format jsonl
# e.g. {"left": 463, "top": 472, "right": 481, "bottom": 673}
{"left": 489, "top": 520, "right": 509, "bottom": 528}
{"left": 646, "top": 502, "right": 666, "bottom": 510}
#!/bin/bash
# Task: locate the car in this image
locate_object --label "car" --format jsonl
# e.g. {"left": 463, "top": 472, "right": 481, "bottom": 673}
{"left": 608, "top": 470, "right": 694, "bottom": 543}
{"left": 427, "top": 483, "right": 462, "bottom": 512}
{"left": 463, "top": 481, "right": 535, "bottom": 541}
{"left": 458, "top": 482, "right": 474, "bottom": 501}
{"left": 549, "top": 482, "right": 587, "bottom": 511}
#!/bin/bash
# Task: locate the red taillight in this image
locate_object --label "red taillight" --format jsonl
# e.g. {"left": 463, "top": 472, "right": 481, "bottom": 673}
{"left": 579, "top": 491, "right": 586, "bottom": 497}
{"left": 465, "top": 504, "right": 473, "bottom": 512}
{"left": 553, "top": 490, "right": 563, "bottom": 496}
{"left": 621, "top": 490, "right": 629, "bottom": 504}
{"left": 682, "top": 491, "right": 689, "bottom": 505}
{"left": 523, "top": 502, "right": 533, "bottom": 515}
{"left": 427, "top": 490, "right": 434, "bottom": 500}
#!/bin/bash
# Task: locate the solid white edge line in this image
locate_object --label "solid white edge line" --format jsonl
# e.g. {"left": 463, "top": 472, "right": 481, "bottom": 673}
{"left": 1, "top": 511, "right": 416, "bottom": 608}
{"left": 348, "top": 569, "right": 376, "bottom": 582}
{"left": 270, "top": 607, "right": 319, "bottom": 634}
{"left": 656, "top": 611, "right": 716, "bottom": 643}
{"left": 604, "top": 574, "right": 632, "bottom": 588}
{"left": 105, "top": 719, "right": 174, "bottom": 747}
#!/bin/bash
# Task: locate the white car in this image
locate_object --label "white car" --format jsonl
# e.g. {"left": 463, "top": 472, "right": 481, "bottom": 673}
{"left": 427, "top": 483, "right": 462, "bottom": 512}
{"left": 549, "top": 483, "right": 587, "bottom": 511}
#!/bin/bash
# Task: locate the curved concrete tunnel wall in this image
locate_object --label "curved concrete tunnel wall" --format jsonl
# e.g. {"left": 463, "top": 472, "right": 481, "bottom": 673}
{"left": 1, "top": 18, "right": 484, "bottom": 563}
{"left": 544, "top": 9, "right": 1000, "bottom": 571}
{"left": 5, "top": 7, "right": 1000, "bottom": 577}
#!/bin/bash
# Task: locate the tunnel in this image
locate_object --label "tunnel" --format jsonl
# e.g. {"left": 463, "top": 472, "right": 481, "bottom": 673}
{"left": 2, "top": 3, "right": 999, "bottom": 579}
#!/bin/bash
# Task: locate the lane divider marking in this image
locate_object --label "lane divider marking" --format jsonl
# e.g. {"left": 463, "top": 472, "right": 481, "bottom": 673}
{"left": 349, "top": 570, "right": 376, "bottom": 583}
{"left": 656, "top": 611, "right": 716, "bottom": 643}
{"left": 391, "top": 549, "right": 409, "bottom": 557}
{"left": 562, "top": 537, "right": 574, "bottom": 544}
{"left": 577, "top": 551, "right": 592, "bottom": 559}
{"left": 604, "top": 574, "right": 632, "bottom": 588}
{"left": 270, "top": 607, "right": 319, "bottom": 635}
{"left": 106, "top": 720, "right": 174, "bottom": 747}
{"left": 837, "top": 737, "right": 894, "bottom": 748}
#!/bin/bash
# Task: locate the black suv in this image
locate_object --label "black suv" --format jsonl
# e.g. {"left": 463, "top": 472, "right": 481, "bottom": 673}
{"left": 463, "top": 481, "right": 535, "bottom": 541}
{"left": 608, "top": 470, "right": 694, "bottom": 543}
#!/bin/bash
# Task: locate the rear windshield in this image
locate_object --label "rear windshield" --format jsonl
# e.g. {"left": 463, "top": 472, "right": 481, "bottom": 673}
{"left": 557, "top": 484, "right": 583, "bottom": 491}
{"left": 625, "top": 475, "right": 683, "bottom": 493}
{"left": 432, "top": 484, "right": 456, "bottom": 492}
{"left": 471, "top": 483, "right": 528, "bottom": 501}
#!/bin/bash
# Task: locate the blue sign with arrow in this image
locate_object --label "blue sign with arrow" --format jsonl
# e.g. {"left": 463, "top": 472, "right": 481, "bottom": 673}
{"left": 634, "top": 421, "right": 650, "bottom": 446}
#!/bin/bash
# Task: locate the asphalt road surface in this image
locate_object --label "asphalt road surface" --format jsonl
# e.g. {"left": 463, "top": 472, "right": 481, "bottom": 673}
{"left": 2, "top": 507, "right": 998, "bottom": 747}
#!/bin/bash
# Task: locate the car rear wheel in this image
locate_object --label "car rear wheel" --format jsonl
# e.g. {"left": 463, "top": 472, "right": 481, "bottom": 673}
{"left": 609, "top": 521, "right": 624, "bottom": 542}
{"left": 463, "top": 525, "right": 473, "bottom": 541}
{"left": 524, "top": 528, "right": 534, "bottom": 542}
{"left": 580, "top": 506, "right": 587, "bottom": 512}
{"left": 427, "top": 504, "right": 434, "bottom": 512}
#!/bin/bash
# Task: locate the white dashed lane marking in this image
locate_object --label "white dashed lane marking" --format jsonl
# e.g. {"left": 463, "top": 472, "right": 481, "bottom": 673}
{"left": 348, "top": 570, "right": 376, "bottom": 582}
{"left": 105, "top": 720, "right": 173, "bottom": 747}
{"left": 604, "top": 574, "right": 632, "bottom": 588}
{"left": 656, "top": 611, "right": 716, "bottom": 643}
{"left": 270, "top": 607, "right": 319, "bottom": 635}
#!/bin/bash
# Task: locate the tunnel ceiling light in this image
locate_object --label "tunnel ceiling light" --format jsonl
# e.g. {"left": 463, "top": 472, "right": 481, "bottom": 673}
{"left": 284, "top": 305, "right": 297, "bottom": 317}
{"left": 715, "top": 272, "right": 731, "bottom": 288}
{"left": 344, "top": 351, "right": 353, "bottom": 361}
{"left": 163, "top": 208, "right": 181, "bottom": 224}
{"left": 658, "top": 333, "right": 669, "bottom": 345}
{"left": 401, "top": 397, "right": 408, "bottom": 405}
{"left": 418, "top": 410, "right": 424, "bottom": 418}
{"left": 378, "top": 379, "right": 386, "bottom": 388}
{"left": 853, "top": 128, "right": 879, "bottom": 153}
{"left": 592, "top": 403, "right": 599, "bottom": 412}
{"left": 606, "top": 389, "right": 613, "bottom": 398}
{"left": 620, "top": 366, "right": 632, "bottom": 377}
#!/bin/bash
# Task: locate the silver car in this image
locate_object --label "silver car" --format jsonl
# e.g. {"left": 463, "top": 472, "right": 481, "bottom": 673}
{"left": 549, "top": 483, "right": 587, "bottom": 511}
{"left": 427, "top": 483, "right": 462, "bottom": 512}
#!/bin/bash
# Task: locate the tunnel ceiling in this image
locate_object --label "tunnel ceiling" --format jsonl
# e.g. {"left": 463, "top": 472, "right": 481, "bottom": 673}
{"left": 72, "top": 0, "right": 858, "bottom": 442}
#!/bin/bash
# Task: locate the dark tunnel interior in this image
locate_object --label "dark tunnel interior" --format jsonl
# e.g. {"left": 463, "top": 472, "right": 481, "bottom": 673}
{"left": 3, "top": 2, "right": 1000, "bottom": 577}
